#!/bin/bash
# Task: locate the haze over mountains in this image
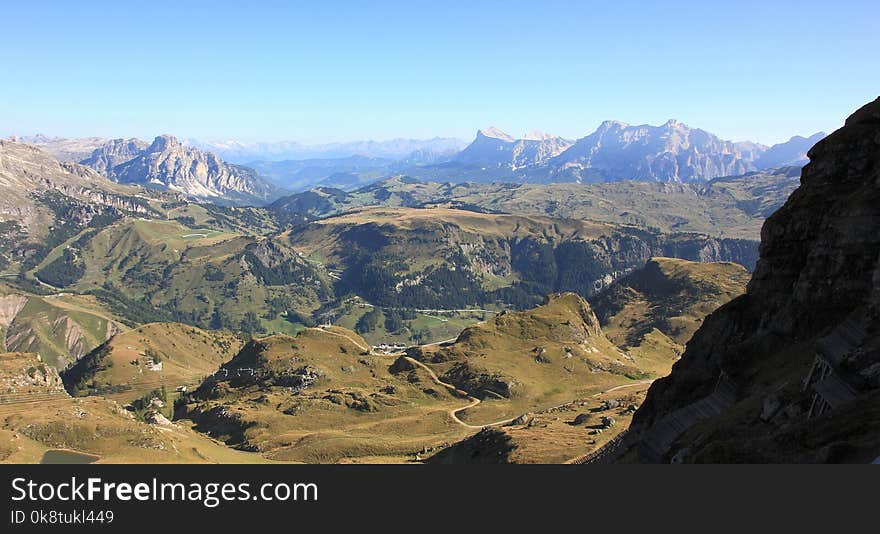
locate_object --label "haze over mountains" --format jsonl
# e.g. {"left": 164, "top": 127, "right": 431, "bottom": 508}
{"left": 191, "top": 137, "right": 467, "bottom": 164}
{"left": 9, "top": 118, "right": 824, "bottom": 204}
{"left": 425, "top": 121, "right": 823, "bottom": 185}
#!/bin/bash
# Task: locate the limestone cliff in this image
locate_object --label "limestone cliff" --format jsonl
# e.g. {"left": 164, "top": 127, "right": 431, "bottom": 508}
{"left": 111, "top": 135, "right": 279, "bottom": 205}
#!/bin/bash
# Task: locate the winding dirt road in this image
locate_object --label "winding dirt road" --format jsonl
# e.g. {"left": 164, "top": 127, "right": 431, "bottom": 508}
{"left": 315, "top": 326, "right": 372, "bottom": 352}
{"left": 404, "top": 355, "right": 654, "bottom": 431}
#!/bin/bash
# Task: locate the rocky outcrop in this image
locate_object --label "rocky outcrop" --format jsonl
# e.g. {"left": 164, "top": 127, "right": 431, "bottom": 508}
{"left": 80, "top": 138, "right": 149, "bottom": 177}
{"left": 624, "top": 98, "right": 880, "bottom": 463}
{"left": 111, "top": 135, "right": 279, "bottom": 205}
{"left": 0, "top": 352, "right": 67, "bottom": 395}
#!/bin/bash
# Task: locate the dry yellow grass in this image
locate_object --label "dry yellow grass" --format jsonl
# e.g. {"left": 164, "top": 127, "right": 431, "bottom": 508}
{"left": 409, "top": 293, "right": 673, "bottom": 425}
{"left": 64, "top": 323, "right": 241, "bottom": 404}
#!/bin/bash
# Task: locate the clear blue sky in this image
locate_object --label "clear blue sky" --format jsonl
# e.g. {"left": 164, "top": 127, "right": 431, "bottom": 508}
{"left": 2, "top": 0, "right": 878, "bottom": 144}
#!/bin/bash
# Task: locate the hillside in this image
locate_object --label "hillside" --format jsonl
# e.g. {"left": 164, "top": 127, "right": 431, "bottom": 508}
{"left": 406, "top": 293, "right": 671, "bottom": 425}
{"left": 180, "top": 326, "right": 471, "bottom": 463}
{"left": 33, "top": 218, "right": 332, "bottom": 332}
{"left": 0, "top": 139, "right": 161, "bottom": 272}
{"left": 420, "top": 263, "right": 747, "bottom": 464}
{"left": 591, "top": 257, "right": 750, "bottom": 353}
{"left": 62, "top": 323, "right": 241, "bottom": 403}
{"left": 0, "top": 290, "right": 123, "bottom": 369}
{"left": 285, "top": 206, "right": 757, "bottom": 316}
{"left": 622, "top": 97, "right": 880, "bottom": 463}
{"left": 270, "top": 168, "right": 801, "bottom": 240}
{"left": 0, "top": 351, "right": 277, "bottom": 463}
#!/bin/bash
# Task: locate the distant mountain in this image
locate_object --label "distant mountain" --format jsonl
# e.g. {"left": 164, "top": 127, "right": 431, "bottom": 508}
{"left": 394, "top": 120, "right": 824, "bottom": 186}
{"left": 547, "top": 119, "right": 764, "bottom": 183}
{"left": 453, "top": 128, "right": 574, "bottom": 169}
{"left": 100, "top": 135, "right": 281, "bottom": 205}
{"left": 754, "top": 132, "right": 826, "bottom": 169}
{"left": 247, "top": 155, "right": 395, "bottom": 191}
{"left": 190, "top": 137, "right": 467, "bottom": 164}
{"left": 80, "top": 138, "right": 149, "bottom": 177}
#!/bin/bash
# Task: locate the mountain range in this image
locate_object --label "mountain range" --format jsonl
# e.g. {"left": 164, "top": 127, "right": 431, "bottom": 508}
{"left": 415, "top": 122, "right": 824, "bottom": 185}
{"left": 190, "top": 137, "right": 467, "bottom": 164}
{"left": 10, "top": 120, "right": 825, "bottom": 200}
{"left": 240, "top": 121, "right": 823, "bottom": 191}
{"left": 81, "top": 135, "right": 279, "bottom": 205}
{"left": 0, "top": 98, "right": 876, "bottom": 464}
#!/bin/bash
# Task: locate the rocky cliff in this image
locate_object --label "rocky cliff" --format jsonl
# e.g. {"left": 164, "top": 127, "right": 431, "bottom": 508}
{"left": 111, "top": 135, "right": 279, "bottom": 205}
{"left": 623, "top": 98, "right": 880, "bottom": 463}
{"left": 80, "top": 138, "right": 149, "bottom": 177}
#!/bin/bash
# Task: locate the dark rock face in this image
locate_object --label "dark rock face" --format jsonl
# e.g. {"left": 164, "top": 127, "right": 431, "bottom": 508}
{"left": 625, "top": 98, "right": 880, "bottom": 463}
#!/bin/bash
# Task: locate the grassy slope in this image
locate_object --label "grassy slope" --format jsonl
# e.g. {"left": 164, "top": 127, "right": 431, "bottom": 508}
{"left": 409, "top": 293, "right": 673, "bottom": 425}
{"left": 591, "top": 257, "right": 750, "bottom": 350}
{"left": 63, "top": 322, "right": 242, "bottom": 404}
{"left": 274, "top": 170, "right": 799, "bottom": 239}
{"left": 37, "top": 218, "right": 330, "bottom": 330}
{"left": 182, "top": 326, "right": 472, "bottom": 463}
{"left": 0, "top": 290, "right": 124, "bottom": 369}
{"left": 330, "top": 299, "right": 496, "bottom": 346}
{"left": 0, "top": 351, "right": 275, "bottom": 464}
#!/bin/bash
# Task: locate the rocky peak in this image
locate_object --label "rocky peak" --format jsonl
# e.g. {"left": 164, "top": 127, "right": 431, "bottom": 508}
{"left": 110, "top": 135, "right": 278, "bottom": 205}
{"left": 476, "top": 127, "right": 514, "bottom": 142}
{"left": 148, "top": 134, "right": 182, "bottom": 152}
{"left": 754, "top": 131, "right": 827, "bottom": 169}
{"left": 459, "top": 128, "right": 572, "bottom": 168}
{"left": 597, "top": 120, "right": 629, "bottom": 131}
{"left": 522, "top": 130, "right": 555, "bottom": 141}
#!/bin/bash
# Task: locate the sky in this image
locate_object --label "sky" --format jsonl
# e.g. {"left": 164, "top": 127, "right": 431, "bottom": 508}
{"left": 2, "top": 0, "right": 878, "bottom": 145}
